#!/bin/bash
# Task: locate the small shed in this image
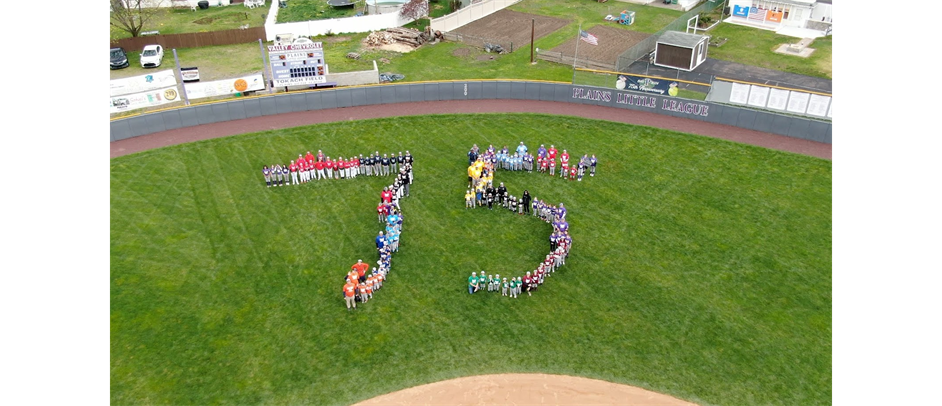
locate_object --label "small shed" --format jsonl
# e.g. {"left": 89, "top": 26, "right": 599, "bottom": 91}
{"left": 653, "top": 31, "right": 709, "bottom": 71}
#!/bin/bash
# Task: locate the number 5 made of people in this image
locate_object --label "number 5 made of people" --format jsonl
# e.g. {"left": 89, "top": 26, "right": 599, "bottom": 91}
{"left": 463, "top": 143, "right": 579, "bottom": 299}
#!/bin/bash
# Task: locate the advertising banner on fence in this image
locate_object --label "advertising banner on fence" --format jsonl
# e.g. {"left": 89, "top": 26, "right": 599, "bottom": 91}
{"left": 110, "top": 70, "right": 177, "bottom": 97}
{"left": 180, "top": 67, "right": 200, "bottom": 82}
{"left": 614, "top": 74, "right": 680, "bottom": 96}
{"left": 747, "top": 7, "right": 765, "bottom": 22}
{"left": 732, "top": 5, "right": 749, "bottom": 17}
{"left": 715, "top": 80, "right": 831, "bottom": 120}
{"left": 184, "top": 75, "right": 265, "bottom": 100}
{"left": 110, "top": 86, "right": 180, "bottom": 114}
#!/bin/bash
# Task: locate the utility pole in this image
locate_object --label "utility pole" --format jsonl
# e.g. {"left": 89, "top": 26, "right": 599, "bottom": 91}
{"left": 530, "top": 18, "right": 535, "bottom": 64}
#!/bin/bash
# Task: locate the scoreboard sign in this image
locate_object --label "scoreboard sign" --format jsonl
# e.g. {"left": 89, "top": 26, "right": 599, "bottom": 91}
{"left": 267, "top": 42, "right": 327, "bottom": 87}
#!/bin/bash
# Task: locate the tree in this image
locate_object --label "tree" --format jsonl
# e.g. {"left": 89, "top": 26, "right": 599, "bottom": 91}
{"left": 110, "top": 0, "right": 165, "bottom": 38}
{"left": 398, "top": 0, "right": 429, "bottom": 22}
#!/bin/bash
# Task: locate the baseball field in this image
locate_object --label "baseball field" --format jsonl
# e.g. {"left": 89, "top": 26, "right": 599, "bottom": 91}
{"left": 110, "top": 111, "right": 831, "bottom": 405}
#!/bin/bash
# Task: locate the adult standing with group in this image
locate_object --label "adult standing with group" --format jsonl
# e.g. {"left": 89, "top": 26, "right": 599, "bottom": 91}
{"left": 522, "top": 190, "right": 532, "bottom": 215}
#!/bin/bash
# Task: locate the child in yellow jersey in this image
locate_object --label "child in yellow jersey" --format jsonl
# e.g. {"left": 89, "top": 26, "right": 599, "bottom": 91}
{"left": 475, "top": 183, "right": 485, "bottom": 206}
{"left": 465, "top": 190, "right": 475, "bottom": 208}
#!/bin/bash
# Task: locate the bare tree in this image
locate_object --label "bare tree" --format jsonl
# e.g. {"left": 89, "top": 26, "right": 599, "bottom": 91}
{"left": 111, "top": 0, "right": 165, "bottom": 38}
{"left": 398, "top": 0, "right": 429, "bottom": 22}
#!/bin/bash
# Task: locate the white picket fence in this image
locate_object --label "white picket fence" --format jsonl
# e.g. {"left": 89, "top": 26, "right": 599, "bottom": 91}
{"left": 263, "top": 0, "right": 424, "bottom": 41}
{"left": 429, "top": 0, "right": 520, "bottom": 33}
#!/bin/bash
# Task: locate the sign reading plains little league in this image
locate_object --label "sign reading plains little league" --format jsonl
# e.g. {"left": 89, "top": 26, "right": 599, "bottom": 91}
{"left": 571, "top": 87, "right": 710, "bottom": 117}
{"left": 268, "top": 42, "right": 327, "bottom": 87}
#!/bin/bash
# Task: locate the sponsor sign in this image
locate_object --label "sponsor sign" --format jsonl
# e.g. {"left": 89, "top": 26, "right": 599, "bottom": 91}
{"left": 729, "top": 82, "right": 750, "bottom": 104}
{"left": 766, "top": 10, "right": 783, "bottom": 23}
{"left": 109, "top": 86, "right": 180, "bottom": 113}
{"left": 272, "top": 76, "right": 328, "bottom": 87}
{"left": 747, "top": 85, "right": 770, "bottom": 107}
{"left": 614, "top": 74, "right": 680, "bottom": 96}
{"left": 786, "top": 91, "right": 810, "bottom": 114}
{"left": 766, "top": 88, "right": 790, "bottom": 111}
{"left": 711, "top": 79, "right": 832, "bottom": 120}
{"left": 806, "top": 94, "right": 831, "bottom": 117}
{"left": 180, "top": 67, "right": 200, "bottom": 82}
{"left": 110, "top": 69, "right": 177, "bottom": 97}
{"left": 732, "top": 5, "right": 749, "bottom": 17}
{"left": 268, "top": 42, "right": 327, "bottom": 87}
{"left": 184, "top": 74, "right": 265, "bottom": 99}
{"left": 267, "top": 42, "right": 323, "bottom": 52}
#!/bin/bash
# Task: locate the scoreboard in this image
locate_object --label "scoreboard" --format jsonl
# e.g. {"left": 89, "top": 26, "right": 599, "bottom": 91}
{"left": 267, "top": 42, "right": 327, "bottom": 87}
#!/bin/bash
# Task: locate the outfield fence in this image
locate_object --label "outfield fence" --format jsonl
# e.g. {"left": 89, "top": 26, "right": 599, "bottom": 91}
{"left": 110, "top": 80, "right": 831, "bottom": 145}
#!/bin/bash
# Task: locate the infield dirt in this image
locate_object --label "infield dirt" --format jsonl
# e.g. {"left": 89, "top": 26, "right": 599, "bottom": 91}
{"left": 352, "top": 374, "right": 699, "bottom": 406}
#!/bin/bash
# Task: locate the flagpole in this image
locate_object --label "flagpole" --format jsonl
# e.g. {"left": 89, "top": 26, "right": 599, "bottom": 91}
{"left": 571, "top": 23, "right": 581, "bottom": 84}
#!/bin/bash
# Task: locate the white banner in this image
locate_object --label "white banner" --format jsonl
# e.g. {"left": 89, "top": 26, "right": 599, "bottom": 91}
{"left": 747, "top": 85, "right": 770, "bottom": 107}
{"left": 766, "top": 88, "right": 789, "bottom": 111}
{"left": 184, "top": 75, "right": 266, "bottom": 100}
{"left": 729, "top": 82, "right": 750, "bottom": 104}
{"left": 806, "top": 94, "right": 831, "bottom": 117}
{"left": 110, "top": 70, "right": 177, "bottom": 97}
{"left": 273, "top": 76, "right": 327, "bottom": 87}
{"left": 786, "top": 91, "right": 810, "bottom": 114}
{"left": 110, "top": 86, "right": 181, "bottom": 114}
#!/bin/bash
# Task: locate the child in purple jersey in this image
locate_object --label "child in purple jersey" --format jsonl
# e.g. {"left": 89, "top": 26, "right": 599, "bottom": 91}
{"left": 262, "top": 165, "right": 272, "bottom": 187}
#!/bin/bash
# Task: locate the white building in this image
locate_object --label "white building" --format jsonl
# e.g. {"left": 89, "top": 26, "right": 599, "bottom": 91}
{"left": 725, "top": 0, "right": 832, "bottom": 37}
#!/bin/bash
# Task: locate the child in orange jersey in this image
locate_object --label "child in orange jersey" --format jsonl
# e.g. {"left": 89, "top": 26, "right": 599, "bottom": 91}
{"left": 343, "top": 281, "right": 357, "bottom": 310}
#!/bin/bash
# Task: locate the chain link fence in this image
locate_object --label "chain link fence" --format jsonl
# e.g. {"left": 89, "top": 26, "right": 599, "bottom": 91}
{"left": 615, "top": 0, "right": 724, "bottom": 72}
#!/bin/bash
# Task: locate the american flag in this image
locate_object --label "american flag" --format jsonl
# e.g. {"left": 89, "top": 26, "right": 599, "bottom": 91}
{"left": 580, "top": 30, "right": 598, "bottom": 46}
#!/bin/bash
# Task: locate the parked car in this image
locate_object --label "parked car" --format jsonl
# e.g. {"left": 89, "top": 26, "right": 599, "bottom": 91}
{"left": 110, "top": 47, "right": 129, "bottom": 70}
{"left": 140, "top": 45, "right": 164, "bottom": 68}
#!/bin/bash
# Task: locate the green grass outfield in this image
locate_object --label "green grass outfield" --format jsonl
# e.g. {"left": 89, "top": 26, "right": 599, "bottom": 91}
{"left": 110, "top": 114, "right": 832, "bottom": 405}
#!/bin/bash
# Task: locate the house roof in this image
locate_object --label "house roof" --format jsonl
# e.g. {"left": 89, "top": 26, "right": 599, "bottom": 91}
{"left": 657, "top": 31, "right": 707, "bottom": 49}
